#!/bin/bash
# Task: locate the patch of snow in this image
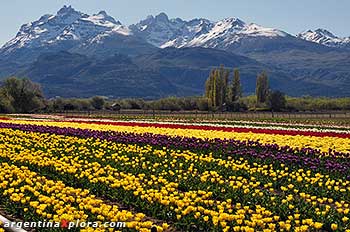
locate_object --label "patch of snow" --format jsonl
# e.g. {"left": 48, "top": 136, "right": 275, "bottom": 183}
{"left": 243, "top": 23, "right": 287, "bottom": 37}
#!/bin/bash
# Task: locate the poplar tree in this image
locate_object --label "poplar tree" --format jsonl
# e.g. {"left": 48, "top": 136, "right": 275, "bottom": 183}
{"left": 256, "top": 71, "right": 269, "bottom": 104}
{"left": 229, "top": 68, "right": 242, "bottom": 103}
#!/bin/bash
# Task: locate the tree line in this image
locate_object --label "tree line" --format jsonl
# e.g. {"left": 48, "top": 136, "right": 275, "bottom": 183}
{"left": 0, "top": 77, "right": 109, "bottom": 113}
{"left": 0, "top": 75, "right": 349, "bottom": 113}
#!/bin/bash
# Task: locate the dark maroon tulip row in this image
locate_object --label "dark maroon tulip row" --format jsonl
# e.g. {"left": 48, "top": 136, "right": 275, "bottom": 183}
{"left": 63, "top": 119, "right": 350, "bottom": 138}
{"left": 0, "top": 122, "right": 349, "bottom": 175}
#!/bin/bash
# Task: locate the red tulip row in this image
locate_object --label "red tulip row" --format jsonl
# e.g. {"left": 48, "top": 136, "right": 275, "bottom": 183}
{"left": 62, "top": 119, "right": 350, "bottom": 139}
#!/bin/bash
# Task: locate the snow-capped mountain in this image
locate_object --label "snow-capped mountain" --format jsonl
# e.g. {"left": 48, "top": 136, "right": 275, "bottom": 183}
{"left": 185, "top": 18, "right": 288, "bottom": 49}
{"left": 131, "top": 14, "right": 289, "bottom": 49}
{"left": 297, "top": 29, "right": 350, "bottom": 48}
{"left": 1, "top": 5, "right": 86, "bottom": 54}
{"left": 3, "top": 8, "right": 345, "bottom": 62}
{"left": 56, "top": 10, "right": 130, "bottom": 43}
{"left": 0, "top": 5, "right": 152, "bottom": 62}
{"left": 130, "top": 13, "right": 213, "bottom": 48}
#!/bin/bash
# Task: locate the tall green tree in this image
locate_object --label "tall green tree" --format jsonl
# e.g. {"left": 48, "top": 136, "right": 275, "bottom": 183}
{"left": 256, "top": 71, "right": 269, "bottom": 104}
{"left": 219, "top": 65, "right": 230, "bottom": 109}
{"left": 1, "top": 77, "right": 45, "bottom": 113}
{"left": 205, "top": 65, "right": 229, "bottom": 111}
{"left": 229, "top": 68, "right": 242, "bottom": 103}
{"left": 205, "top": 69, "right": 215, "bottom": 108}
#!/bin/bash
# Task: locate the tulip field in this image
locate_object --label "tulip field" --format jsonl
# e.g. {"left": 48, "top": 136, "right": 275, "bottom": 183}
{"left": 0, "top": 116, "right": 350, "bottom": 232}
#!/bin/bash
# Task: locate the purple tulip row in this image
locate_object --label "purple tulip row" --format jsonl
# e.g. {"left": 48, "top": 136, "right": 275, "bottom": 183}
{"left": 0, "top": 122, "right": 349, "bottom": 175}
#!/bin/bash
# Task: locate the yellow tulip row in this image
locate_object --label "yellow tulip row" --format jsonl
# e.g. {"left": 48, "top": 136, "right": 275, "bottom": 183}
{"left": 0, "top": 162, "right": 169, "bottom": 232}
{"left": 0, "top": 118, "right": 349, "bottom": 153}
{"left": 1, "top": 127, "right": 348, "bottom": 231}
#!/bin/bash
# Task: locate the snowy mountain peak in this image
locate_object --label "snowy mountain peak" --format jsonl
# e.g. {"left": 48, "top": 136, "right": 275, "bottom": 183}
{"left": 210, "top": 17, "right": 246, "bottom": 35}
{"left": 182, "top": 18, "right": 287, "bottom": 49}
{"left": 297, "top": 28, "right": 350, "bottom": 48}
{"left": 130, "top": 13, "right": 187, "bottom": 47}
{"left": 130, "top": 14, "right": 215, "bottom": 48}
{"left": 220, "top": 17, "right": 246, "bottom": 28}
{"left": 314, "top": 28, "right": 337, "bottom": 38}
{"left": 244, "top": 23, "right": 288, "bottom": 37}
{"left": 0, "top": 5, "right": 130, "bottom": 56}
{"left": 155, "top": 12, "right": 169, "bottom": 22}
{"left": 97, "top": 10, "right": 108, "bottom": 16}
{"left": 52, "top": 5, "right": 87, "bottom": 26}
{"left": 57, "top": 5, "right": 81, "bottom": 17}
{"left": 94, "top": 10, "right": 121, "bottom": 25}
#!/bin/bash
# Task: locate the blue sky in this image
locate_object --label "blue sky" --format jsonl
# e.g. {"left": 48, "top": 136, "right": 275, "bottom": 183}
{"left": 1, "top": 0, "right": 349, "bottom": 46}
